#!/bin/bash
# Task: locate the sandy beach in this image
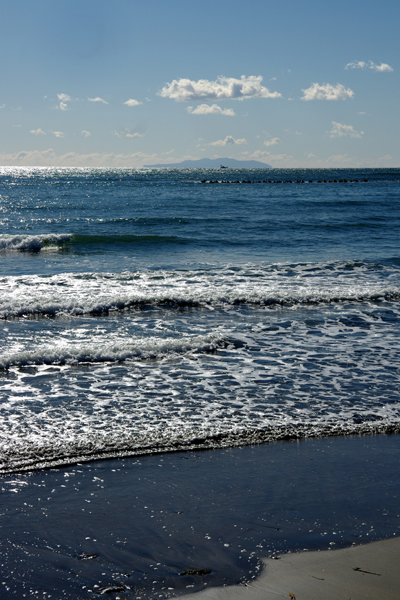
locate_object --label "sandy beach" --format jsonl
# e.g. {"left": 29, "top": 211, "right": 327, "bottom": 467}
{"left": 179, "top": 536, "right": 400, "bottom": 600}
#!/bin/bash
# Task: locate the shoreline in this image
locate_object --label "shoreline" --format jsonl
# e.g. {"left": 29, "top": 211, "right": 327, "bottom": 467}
{"left": 2, "top": 421, "right": 400, "bottom": 475}
{"left": 178, "top": 536, "right": 400, "bottom": 600}
{"left": 1, "top": 434, "right": 399, "bottom": 598}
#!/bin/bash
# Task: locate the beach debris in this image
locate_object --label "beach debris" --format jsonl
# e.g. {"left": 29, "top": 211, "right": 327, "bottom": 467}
{"left": 352, "top": 567, "right": 381, "bottom": 576}
{"left": 289, "top": 594, "right": 296, "bottom": 599}
{"left": 179, "top": 568, "right": 212, "bottom": 576}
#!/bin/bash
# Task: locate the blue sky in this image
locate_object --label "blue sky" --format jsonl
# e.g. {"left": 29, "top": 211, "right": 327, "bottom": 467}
{"left": 0, "top": 0, "right": 398, "bottom": 167}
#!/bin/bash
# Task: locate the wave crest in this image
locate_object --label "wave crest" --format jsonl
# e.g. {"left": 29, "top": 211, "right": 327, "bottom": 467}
{"left": 0, "top": 233, "right": 72, "bottom": 251}
{"left": 0, "top": 333, "right": 226, "bottom": 368}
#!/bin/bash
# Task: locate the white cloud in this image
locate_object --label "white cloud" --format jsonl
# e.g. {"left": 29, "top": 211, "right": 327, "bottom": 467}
{"left": 114, "top": 128, "right": 144, "bottom": 138}
{"left": 210, "top": 136, "right": 247, "bottom": 146}
{"left": 160, "top": 75, "right": 282, "bottom": 102}
{"left": 52, "top": 131, "right": 64, "bottom": 138}
{"left": 345, "top": 60, "right": 393, "bottom": 72}
{"left": 124, "top": 99, "right": 142, "bottom": 107}
{"left": 0, "top": 104, "right": 5, "bottom": 109}
{"left": 88, "top": 97, "right": 108, "bottom": 104}
{"left": 264, "top": 137, "right": 280, "bottom": 147}
{"left": 329, "top": 121, "right": 364, "bottom": 138}
{"left": 30, "top": 128, "right": 46, "bottom": 135}
{"left": 301, "top": 83, "right": 354, "bottom": 101}
{"left": 81, "top": 130, "right": 91, "bottom": 137}
{"left": 57, "top": 93, "right": 72, "bottom": 111}
{"left": 371, "top": 62, "right": 393, "bottom": 72}
{"left": 187, "top": 103, "right": 235, "bottom": 116}
{"left": 345, "top": 61, "right": 367, "bottom": 70}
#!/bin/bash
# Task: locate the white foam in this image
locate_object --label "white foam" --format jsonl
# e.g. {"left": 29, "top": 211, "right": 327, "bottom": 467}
{"left": 0, "top": 263, "right": 399, "bottom": 319}
{"left": 0, "top": 333, "right": 224, "bottom": 368}
{"left": 1, "top": 261, "right": 400, "bottom": 473}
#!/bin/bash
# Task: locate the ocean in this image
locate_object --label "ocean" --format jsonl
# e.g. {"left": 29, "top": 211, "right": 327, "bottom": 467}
{"left": 1, "top": 167, "right": 400, "bottom": 472}
{"left": 1, "top": 167, "right": 400, "bottom": 597}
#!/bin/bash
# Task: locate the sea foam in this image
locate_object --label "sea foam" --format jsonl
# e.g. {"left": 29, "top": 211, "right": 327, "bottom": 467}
{"left": 0, "top": 333, "right": 225, "bottom": 368}
{"left": 0, "top": 264, "right": 399, "bottom": 319}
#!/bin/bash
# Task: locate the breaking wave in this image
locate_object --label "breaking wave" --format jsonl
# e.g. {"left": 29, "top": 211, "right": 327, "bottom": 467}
{"left": 0, "top": 275, "right": 399, "bottom": 319}
{"left": 0, "top": 333, "right": 226, "bottom": 368}
{"left": 0, "top": 233, "right": 72, "bottom": 251}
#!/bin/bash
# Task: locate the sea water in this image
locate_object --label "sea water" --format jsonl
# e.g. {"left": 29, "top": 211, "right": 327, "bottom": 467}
{"left": 0, "top": 167, "right": 400, "bottom": 473}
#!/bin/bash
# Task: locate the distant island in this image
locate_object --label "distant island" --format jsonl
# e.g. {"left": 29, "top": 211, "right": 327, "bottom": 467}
{"left": 143, "top": 158, "right": 272, "bottom": 169}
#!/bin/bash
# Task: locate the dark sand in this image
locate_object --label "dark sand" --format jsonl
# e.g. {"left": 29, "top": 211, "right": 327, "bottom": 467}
{"left": 0, "top": 434, "right": 399, "bottom": 599}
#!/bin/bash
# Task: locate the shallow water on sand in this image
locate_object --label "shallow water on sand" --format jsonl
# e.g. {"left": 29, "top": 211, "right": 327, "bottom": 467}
{"left": 1, "top": 435, "right": 399, "bottom": 599}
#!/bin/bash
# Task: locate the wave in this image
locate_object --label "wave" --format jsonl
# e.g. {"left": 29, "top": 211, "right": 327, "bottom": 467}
{"left": 1, "top": 261, "right": 400, "bottom": 318}
{"left": 0, "top": 333, "right": 226, "bottom": 368}
{"left": 0, "top": 233, "right": 72, "bottom": 251}
{"left": 1, "top": 421, "right": 399, "bottom": 475}
{"left": 0, "top": 232, "right": 192, "bottom": 253}
{"left": 0, "top": 287, "right": 400, "bottom": 319}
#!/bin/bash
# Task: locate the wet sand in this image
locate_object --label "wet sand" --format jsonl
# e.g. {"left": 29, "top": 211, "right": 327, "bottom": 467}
{"left": 0, "top": 434, "right": 399, "bottom": 598}
{"left": 179, "top": 536, "right": 400, "bottom": 600}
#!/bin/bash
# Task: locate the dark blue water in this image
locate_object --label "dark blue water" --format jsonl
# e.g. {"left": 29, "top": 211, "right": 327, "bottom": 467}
{"left": 1, "top": 167, "right": 399, "bottom": 275}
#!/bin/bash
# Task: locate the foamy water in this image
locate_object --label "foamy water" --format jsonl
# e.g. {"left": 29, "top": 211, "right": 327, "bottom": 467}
{"left": 1, "top": 167, "right": 400, "bottom": 473}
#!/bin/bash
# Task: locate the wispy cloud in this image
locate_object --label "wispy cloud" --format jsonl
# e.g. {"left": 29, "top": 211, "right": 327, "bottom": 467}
{"left": 264, "top": 137, "right": 280, "bottom": 147}
{"left": 160, "top": 75, "right": 282, "bottom": 102}
{"left": 329, "top": 121, "right": 364, "bottom": 138}
{"left": 81, "top": 130, "right": 91, "bottom": 137}
{"left": 30, "top": 128, "right": 46, "bottom": 135}
{"left": 0, "top": 104, "right": 5, "bottom": 109}
{"left": 52, "top": 131, "right": 64, "bottom": 138}
{"left": 187, "top": 103, "right": 235, "bottom": 116}
{"left": 345, "top": 60, "right": 393, "bottom": 72}
{"left": 114, "top": 128, "right": 144, "bottom": 139}
{"left": 88, "top": 97, "right": 108, "bottom": 104}
{"left": 57, "top": 93, "right": 72, "bottom": 111}
{"left": 0, "top": 149, "right": 158, "bottom": 168}
{"left": 210, "top": 136, "right": 247, "bottom": 146}
{"left": 301, "top": 83, "right": 354, "bottom": 101}
{"left": 249, "top": 150, "right": 294, "bottom": 164}
{"left": 123, "top": 99, "right": 142, "bottom": 107}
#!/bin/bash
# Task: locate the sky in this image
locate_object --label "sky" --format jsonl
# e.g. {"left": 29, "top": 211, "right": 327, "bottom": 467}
{"left": 0, "top": 0, "right": 399, "bottom": 168}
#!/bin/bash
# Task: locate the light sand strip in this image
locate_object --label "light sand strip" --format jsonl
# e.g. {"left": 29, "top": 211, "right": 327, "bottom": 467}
{"left": 180, "top": 536, "right": 400, "bottom": 600}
